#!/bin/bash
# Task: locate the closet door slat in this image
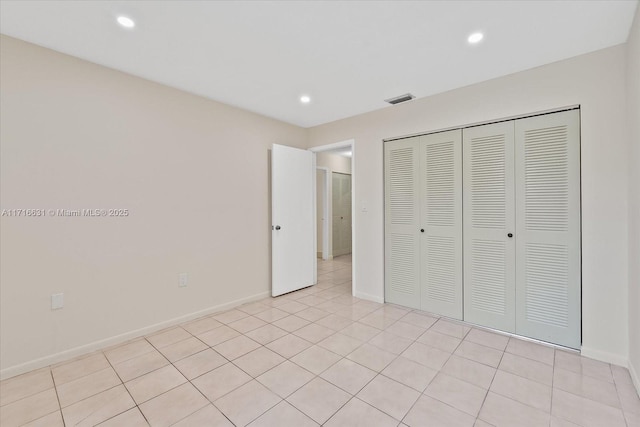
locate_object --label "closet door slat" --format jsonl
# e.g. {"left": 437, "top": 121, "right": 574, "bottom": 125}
{"left": 420, "top": 130, "right": 463, "bottom": 319}
{"left": 463, "top": 122, "right": 516, "bottom": 333}
{"left": 515, "top": 109, "right": 581, "bottom": 349}
{"left": 385, "top": 137, "right": 420, "bottom": 308}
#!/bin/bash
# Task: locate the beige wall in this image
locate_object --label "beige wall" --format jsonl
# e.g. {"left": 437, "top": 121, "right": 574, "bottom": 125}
{"left": 308, "top": 45, "right": 630, "bottom": 366}
{"left": 0, "top": 35, "right": 307, "bottom": 377}
{"left": 316, "top": 152, "right": 352, "bottom": 175}
{"left": 626, "top": 5, "right": 640, "bottom": 389}
{"left": 316, "top": 152, "right": 351, "bottom": 254}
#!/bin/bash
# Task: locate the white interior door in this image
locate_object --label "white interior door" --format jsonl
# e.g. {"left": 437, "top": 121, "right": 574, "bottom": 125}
{"left": 419, "top": 130, "right": 463, "bottom": 319}
{"left": 385, "top": 137, "right": 420, "bottom": 309}
{"left": 515, "top": 110, "right": 581, "bottom": 348}
{"left": 463, "top": 122, "right": 516, "bottom": 333}
{"left": 272, "top": 144, "right": 315, "bottom": 297}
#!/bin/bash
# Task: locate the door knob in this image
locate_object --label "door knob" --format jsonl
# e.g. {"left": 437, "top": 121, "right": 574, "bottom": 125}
{"left": 507, "top": 233, "right": 513, "bottom": 238}
{"left": 420, "top": 229, "right": 425, "bottom": 233}
{"left": 275, "top": 225, "right": 281, "bottom": 230}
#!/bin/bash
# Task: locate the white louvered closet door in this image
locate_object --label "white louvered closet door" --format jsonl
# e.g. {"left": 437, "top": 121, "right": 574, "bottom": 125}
{"left": 385, "top": 137, "right": 420, "bottom": 309}
{"left": 332, "top": 173, "right": 352, "bottom": 257}
{"left": 515, "top": 110, "right": 581, "bottom": 349}
{"left": 419, "top": 130, "right": 463, "bottom": 319}
{"left": 463, "top": 122, "right": 516, "bottom": 333}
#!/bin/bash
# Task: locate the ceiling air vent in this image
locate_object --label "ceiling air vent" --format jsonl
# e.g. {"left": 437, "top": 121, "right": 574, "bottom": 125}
{"left": 384, "top": 93, "right": 415, "bottom": 105}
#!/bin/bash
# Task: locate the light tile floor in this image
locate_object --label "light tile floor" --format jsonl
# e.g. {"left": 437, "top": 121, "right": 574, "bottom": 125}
{"left": 1, "top": 254, "right": 639, "bottom": 426}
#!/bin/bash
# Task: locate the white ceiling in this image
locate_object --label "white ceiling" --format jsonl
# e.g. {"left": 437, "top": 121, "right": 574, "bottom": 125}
{"left": 0, "top": 1, "right": 637, "bottom": 128}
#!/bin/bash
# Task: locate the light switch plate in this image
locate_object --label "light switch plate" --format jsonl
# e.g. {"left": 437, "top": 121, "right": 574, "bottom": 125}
{"left": 179, "top": 273, "right": 188, "bottom": 288}
{"left": 51, "top": 293, "right": 64, "bottom": 310}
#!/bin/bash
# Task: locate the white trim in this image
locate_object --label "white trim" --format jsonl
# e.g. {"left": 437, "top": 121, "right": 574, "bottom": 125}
{"left": 354, "top": 290, "right": 384, "bottom": 304}
{"left": 350, "top": 141, "right": 355, "bottom": 295}
{"left": 580, "top": 346, "right": 629, "bottom": 368}
{"left": 0, "top": 291, "right": 270, "bottom": 380}
{"left": 309, "top": 139, "right": 356, "bottom": 296}
{"left": 316, "top": 166, "right": 330, "bottom": 260}
{"left": 312, "top": 153, "right": 318, "bottom": 285}
{"left": 629, "top": 359, "right": 640, "bottom": 396}
{"left": 309, "top": 139, "right": 355, "bottom": 153}
{"left": 413, "top": 307, "right": 582, "bottom": 353}
{"left": 383, "top": 105, "right": 580, "bottom": 142}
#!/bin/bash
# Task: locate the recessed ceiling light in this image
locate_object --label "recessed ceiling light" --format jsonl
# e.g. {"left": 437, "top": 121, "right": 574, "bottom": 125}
{"left": 468, "top": 32, "right": 484, "bottom": 44}
{"left": 117, "top": 16, "right": 135, "bottom": 29}
{"left": 300, "top": 95, "right": 311, "bottom": 104}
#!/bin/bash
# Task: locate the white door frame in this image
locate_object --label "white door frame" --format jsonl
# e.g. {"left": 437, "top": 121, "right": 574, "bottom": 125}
{"left": 316, "top": 166, "right": 331, "bottom": 260}
{"left": 310, "top": 139, "right": 356, "bottom": 296}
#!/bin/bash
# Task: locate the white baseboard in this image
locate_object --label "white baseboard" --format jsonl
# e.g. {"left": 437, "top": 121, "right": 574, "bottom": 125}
{"left": 580, "top": 345, "right": 629, "bottom": 367}
{"left": 0, "top": 291, "right": 270, "bottom": 380}
{"left": 354, "top": 290, "right": 384, "bottom": 304}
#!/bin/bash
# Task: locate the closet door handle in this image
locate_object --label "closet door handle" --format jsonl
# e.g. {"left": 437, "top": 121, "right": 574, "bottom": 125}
{"left": 507, "top": 233, "right": 513, "bottom": 238}
{"left": 420, "top": 229, "right": 425, "bottom": 233}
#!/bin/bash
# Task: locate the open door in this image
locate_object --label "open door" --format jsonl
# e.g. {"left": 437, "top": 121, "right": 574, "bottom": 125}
{"left": 272, "top": 144, "right": 315, "bottom": 296}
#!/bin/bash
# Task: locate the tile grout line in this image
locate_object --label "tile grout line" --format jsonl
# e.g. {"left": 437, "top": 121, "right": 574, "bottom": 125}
{"left": 144, "top": 325, "right": 234, "bottom": 426}
{"left": 343, "top": 311, "right": 440, "bottom": 424}
{"left": 611, "top": 363, "right": 633, "bottom": 427}
{"left": 550, "top": 347, "right": 556, "bottom": 426}
{"left": 206, "top": 269, "right": 353, "bottom": 425}
{"left": 474, "top": 335, "right": 506, "bottom": 426}
{"left": 142, "top": 325, "right": 235, "bottom": 423}
{"left": 51, "top": 355, "right": 135, "bottom": 426}
{"left": 101, "top": 345, "right": 151, "bottom": 426}
{"left": 553, "top": 359, "right": 631, "bottom": 415}
{"left": 251, "top": 274, "right": 369, "bottom": 424}
{"left": 411, "top": 319, "right": 481, "bottom": 423}
{"left": 122, "top": 328, "right": 230, "bottom": 425}
{"left": 48, "top": 368, "right": 64, "bottom": 426}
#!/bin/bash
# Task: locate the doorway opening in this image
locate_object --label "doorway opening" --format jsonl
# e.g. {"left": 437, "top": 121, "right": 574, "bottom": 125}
{"left": 310, "top": 140, "right": 355, "bottom": 296}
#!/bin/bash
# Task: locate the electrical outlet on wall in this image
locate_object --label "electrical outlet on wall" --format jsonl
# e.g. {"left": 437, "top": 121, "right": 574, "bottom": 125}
{"left": 179, "top": 273, "right": 188, "bottom": 288}
{"left": 51, "top": 293, "right": 64, "bottom": 310}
